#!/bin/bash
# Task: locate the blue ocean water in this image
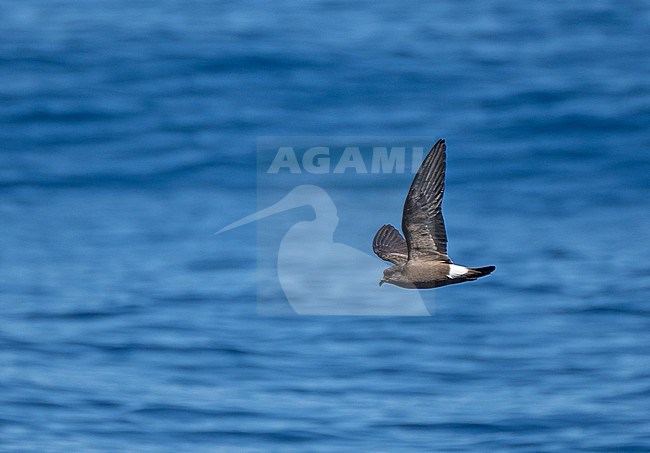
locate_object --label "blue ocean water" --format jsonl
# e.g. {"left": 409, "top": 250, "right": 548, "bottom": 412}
{"left": 1, "top": 1, "right": 650, "bottom": 450}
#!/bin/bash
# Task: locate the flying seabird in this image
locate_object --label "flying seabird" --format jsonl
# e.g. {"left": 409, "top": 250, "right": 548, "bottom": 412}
{"left": 373, "top": 139, "right": 495, "bottom": 289}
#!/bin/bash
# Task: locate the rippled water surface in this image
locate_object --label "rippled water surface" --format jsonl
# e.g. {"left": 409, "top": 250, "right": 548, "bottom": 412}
{"left": 1, "top": 1, "right": 650, "bottom": 451}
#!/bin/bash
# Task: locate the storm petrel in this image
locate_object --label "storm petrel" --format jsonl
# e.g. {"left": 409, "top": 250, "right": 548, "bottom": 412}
{"left": 373, "top": 139, "right": 495, "bottom": 289}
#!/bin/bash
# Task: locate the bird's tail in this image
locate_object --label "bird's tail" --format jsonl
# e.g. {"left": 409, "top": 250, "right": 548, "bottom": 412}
{"left": 466, "top": 265, "right": 496, "bottom": 280}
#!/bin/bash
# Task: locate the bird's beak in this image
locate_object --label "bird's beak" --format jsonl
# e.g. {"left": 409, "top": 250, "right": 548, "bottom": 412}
{"left": 216, "top": 185, "right": 333, "bottom": 235}
{"left": 216, "top": 191, "right": 303, "bottom": 234}
{"left": 379, "top": 279, "right": 385, "bottom": 287}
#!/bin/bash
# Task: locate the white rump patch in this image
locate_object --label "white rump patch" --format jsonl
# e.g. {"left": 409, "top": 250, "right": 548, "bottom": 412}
{"left": 448, "top": 264, "right": 469, "bottom": 278}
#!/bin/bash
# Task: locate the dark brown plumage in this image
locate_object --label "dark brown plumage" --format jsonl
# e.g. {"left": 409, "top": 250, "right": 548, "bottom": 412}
{"left": 373, "top": 139, "right": 495, "bottom": 289}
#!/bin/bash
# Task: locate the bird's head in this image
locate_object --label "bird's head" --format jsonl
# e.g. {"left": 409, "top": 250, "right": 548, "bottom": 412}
{"left": 379, "top": 266, "right": 409, "bottom": 287}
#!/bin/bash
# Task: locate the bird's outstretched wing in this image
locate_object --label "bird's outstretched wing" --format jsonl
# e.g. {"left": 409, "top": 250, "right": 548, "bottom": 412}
{"left": 372, "top": 224, "right": 408, "bottom": 265}
{"left": 402, "top": 139, "right": 451, "bottom": 262}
